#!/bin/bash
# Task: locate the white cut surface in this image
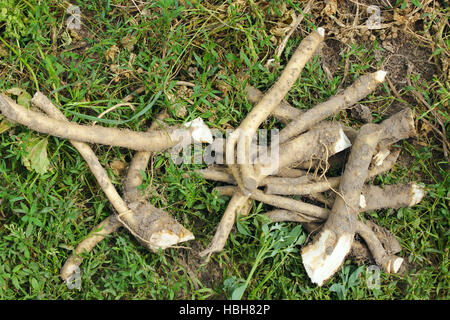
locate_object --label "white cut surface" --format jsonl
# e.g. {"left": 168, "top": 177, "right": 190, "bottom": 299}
{"left": 150, "top": 230, "right": 183, "bottom": 250}
{"left": 375, "top": 70, "right": 387, "bottom": 82}
{"left": 409, "top": 183, "right": 425, "bottom": 206}
{"left": 392, "top": 257, "right": 404, "bottom": 273}
{"left": 317, "top": 27, "right": 325, "bottom": 37}
{"left": 302, "top": 229, "right": 353, "bottom": 286}
{"left": 333, "top": 128, "right": 352, "bottom": 154}
{"left": 184, "top": 117, "right": 213, "bottom": 144}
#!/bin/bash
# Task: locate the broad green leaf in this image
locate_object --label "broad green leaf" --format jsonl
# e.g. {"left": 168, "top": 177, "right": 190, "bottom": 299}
{"left": 231, "top": 284, "right": 247, "bottom": 300}
{"left": 17, "top": 91, "right": 32, "bottom": 107}
{"left": 30, "top": 278, "right": 40, "bottom": 291}
{"left": 22, "top": 137, "right": 50, "bottom": 174}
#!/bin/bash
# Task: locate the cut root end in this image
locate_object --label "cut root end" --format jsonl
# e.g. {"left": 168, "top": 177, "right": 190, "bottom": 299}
{"left": 375, "top": 70, "right": 387, "bottom": 82}
{"left": 301, "top": 229, "right": 354, "bottom": 286}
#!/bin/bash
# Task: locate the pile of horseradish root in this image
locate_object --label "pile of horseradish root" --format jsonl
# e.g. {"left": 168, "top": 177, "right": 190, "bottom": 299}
{"left": 0, "top": 27, "right": 423, "bottom": 287}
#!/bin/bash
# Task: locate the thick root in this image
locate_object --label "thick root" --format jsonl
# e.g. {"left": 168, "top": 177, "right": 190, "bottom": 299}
{"left": 1, "top": 93, "right": 212, "bottom": 152}
{"left": 359, "top": 183, "right": 425, "bottom": 211}
{"left": 356, "top": 220, "right": 404, "bottom": 273}
{"left": 229, "top": 28, "right": 325, "bottom": 191}
{"left": 278, "top": 71, "right": 387, "bottom": 144}
{"left": 301, "top": 124, "right": 383, "bottom": 286}
{"left": 199, "top": 192, "right": 249, "bottom": 257}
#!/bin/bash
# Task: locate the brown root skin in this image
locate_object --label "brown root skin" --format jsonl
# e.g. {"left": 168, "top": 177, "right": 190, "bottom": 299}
{"left": 378, "top": 108, "right": 416, "bottom": 150}
{"left": 3, "top": 93, "right": 210, "bottom": 152}
{"left": 301, "top": 124, "right": 383, "bottom": 286}
{"left": 246, "top": 85, "right": 359, "bottom": 143}
{"left": 214, "top": 186, "right": 327, "bottom": 221}
{"left": 265, "top": 176, "right": 340, "bottom": 196}
{"left": 193, "top": 167, "right": 311, "bottom": 187}
{"left": 251, "top": 189, "right": 328, "bottom": 220}
{"left": 275, "top": 167, "right": 309, "bottom": 178}
{"left": 278, "top": 71, "right": 387, "bottom": 144}
{"left": 257, "top": 123, "right": 351, "bottom": 179}
{"left": 291, "top": 107, "right": 412, "bottom": 172}
{"left": 60, "top": 215, "right": 121, "bottom": 281}
{"left": 123, "top": 110, "right": 169, "bottom": 202}
{"left": 214, "top": 179, "right": 425, "bottom": 229}
{"left": 237, "top": 28, "right": 324, "bottom": 136}
{"left": 263, "top": 209, "right": 314, "bottom": 223}
{"left": 360, "top": 183, "right": 425, "bottom": 211}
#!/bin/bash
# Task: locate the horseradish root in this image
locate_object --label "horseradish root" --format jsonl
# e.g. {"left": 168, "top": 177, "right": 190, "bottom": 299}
{"left": 301, "top": 124, "right": 383, "bottom": 286}
{"left": 31, "top": 93, "right": 195, "bottom": 280}
{"left": 1, "top": 93, "right": 212, "bottom": 151}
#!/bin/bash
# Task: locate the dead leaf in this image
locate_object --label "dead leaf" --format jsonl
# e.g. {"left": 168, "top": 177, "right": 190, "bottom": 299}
{"left": 420, "top": 121, "right": 432, "bottom": 135}
{"left": 121, "top": 35, "right": 137, "bottom": 52}
{"left": 323, "top": 0, "right": 337, "bottom": 16}
{"left": 6, "top": 87, "right": 24, "bottom": 96}
{"left": 69, "top": 29, "right": 83, "bottom": 41}
{"left": 106, "top": 45, "right": 119, "bottom": 62}
{"left": 110, "top": 159, "right": 126, "bottom": 175}
{"left": 270, "top": 26, "right": 291, "bottom": 37}
{"left": 393, "top": 10, "right": 407, "bottom": 26}
{"left": 110, "top": 64, "right": 120, "bottom": 74}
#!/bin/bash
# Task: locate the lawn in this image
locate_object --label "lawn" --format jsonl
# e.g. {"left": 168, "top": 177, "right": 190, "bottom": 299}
{"left": 0, "top": 0, "right": 448, "bottom": 299}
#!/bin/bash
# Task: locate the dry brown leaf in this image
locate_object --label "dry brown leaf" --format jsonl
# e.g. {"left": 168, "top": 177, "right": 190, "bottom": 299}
{"left": 105, "top": 45, "right": 119, "bottom": 62}
{"left": 121, "top": 35, "right": 137, "bottom": 52}
{"left": 393, "top": 10, "right": 407, "bottom": 26}
{"left": 110, "top": 160, "right": 127, "bottom": 175}
{"left": 322, "top": 0, "right": 337, "bottom": 16}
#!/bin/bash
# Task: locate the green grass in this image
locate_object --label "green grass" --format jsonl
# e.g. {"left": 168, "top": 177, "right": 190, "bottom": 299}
{"left": 0, "top": 0, "right": 448, "bottom": 299}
